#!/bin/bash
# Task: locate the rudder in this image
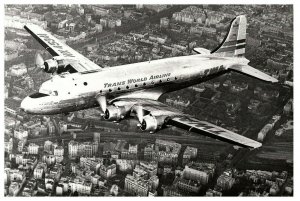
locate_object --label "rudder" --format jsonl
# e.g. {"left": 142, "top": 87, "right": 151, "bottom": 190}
{"left": 211, "top": 15, "right": 247, "bottom": 57}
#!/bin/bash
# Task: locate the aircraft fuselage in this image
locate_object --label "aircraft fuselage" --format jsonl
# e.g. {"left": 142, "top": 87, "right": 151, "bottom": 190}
{"left": 20, "top": 54, "right": 249, "bottom": 115}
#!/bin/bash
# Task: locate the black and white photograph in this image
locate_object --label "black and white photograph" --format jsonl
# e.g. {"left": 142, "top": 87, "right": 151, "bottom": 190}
{"left": 3, "top": 2, "right": 295, "bottom": 197}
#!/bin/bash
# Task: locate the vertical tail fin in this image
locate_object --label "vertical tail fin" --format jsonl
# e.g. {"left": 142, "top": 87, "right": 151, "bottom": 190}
{"left": 211, "top": 15, "right": 247, "bottom": 57}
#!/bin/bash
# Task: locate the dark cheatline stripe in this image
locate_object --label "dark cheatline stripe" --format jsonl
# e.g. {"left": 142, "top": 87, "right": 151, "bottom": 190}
{"left": 216, "top": 44, "right": 246, "bottom": 53}
{"left": 223, "top": 39, "right": 246, "bottom": 46}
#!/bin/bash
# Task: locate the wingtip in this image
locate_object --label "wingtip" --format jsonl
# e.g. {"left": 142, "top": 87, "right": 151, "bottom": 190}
{"left": 270, "top": 77, "right": 279, "bottom": 83}
{"left": 250, "top": 141, "right": 262, "bottom": 149}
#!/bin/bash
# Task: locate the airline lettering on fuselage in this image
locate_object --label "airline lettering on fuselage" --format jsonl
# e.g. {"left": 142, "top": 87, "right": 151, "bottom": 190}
{"left": 127, "top": 77, "right": 147, "bottom": 84}
{"left": 149, "top": 73, "right": 171, "bottom": 80}
{"left": 177, "top": 116, "right": 226, "bottom": 135}
{"left": 104, "top": 81, "right": 126, "bottom": 88}
{"left": 36, "top": 34, "right": 75, "bottom": 58}
{"left": 104, "top": 73, "right": 172, "bottom": 88}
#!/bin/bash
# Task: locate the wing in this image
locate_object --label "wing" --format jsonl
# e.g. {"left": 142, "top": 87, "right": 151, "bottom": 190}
{"left": 168, "top": 116, "right": 262, "bottom": 149}
{"left": 112, "top": 98, "right": 261, "bottom": 149}
{"left": 24, "top": 24, "right": 102, "bottom": 72}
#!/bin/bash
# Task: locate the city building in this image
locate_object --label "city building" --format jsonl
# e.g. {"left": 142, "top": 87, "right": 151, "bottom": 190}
{"left": 10, "top": 63, "right": 27, "bottom": 77}
{"left": 216, "top": 170, "right": 236, "bottom": 191}
{"left": 175, "top": 177, "right": 201, "bottom": 193}
{"left": 160, "top": 17, "right": 170, "bottom": 28}
{"left": 5, "top": 138, "right": 13, "bottom": 154}
{"left": 5, "top": 15, "right": 47, "bottom": 29}
{"left": 95, "top": 24, "right": 103, "bottom": 32}
{"left": 48, "top": 121, "right": 56, "bottom": 135}
{"left": 80, "top": 157, "right": 103, "bottom": 172}
{"left": 206, "top": 188, "right": 222, "bottom": 196}
{"left": 110, "top": 184, "right": 119, "bottom": 196}
{"left": 42, "top": 155, "right": 56, "bottom": 166}
{"left": 144, "top": 5, "right": 168, "bottom": 13}
{"left": 116, "top": 19, "right": 121, "bottom": 27}
{"left": 147, "top": 139, "right": 182, "bottom": 164}
{"left": 99, "top": 18, "right": 107, "bottom": 28}
{"left": 135, "top": 161, "right": 158, "bottom": 178}
{"left": 99, "top": 163, "right": 116, "bottom": 179}
{"left": 7, "top": 168, "right": 26, "bottom": 185}
{"left": 78, "top": 7, "right": 85, "bottom": 15}
{"left": 58, "top": 19, "right": 68, "bottom": 29}
{"left": 69, "top": 23, "right": 76, "bottom": 32}
{"left": 108, "top": 19, "right": 116, "bottom": 29}
{"left": 92, "top": 6, "right": 109, "bottom": 16}
{"left": 68, "top": 140, "right": 79, "bottom": 158}
{"left": 69, "top": 176, "right": 92, "bottom": 195}
{"left": 183, "top": 146, "right": 198, "bottom": 164}
{"left": 162, "top": 185, "right": 184, "bottom": 196}
{"left": 53, "top": 146, "right": 64, "bottom": 162}
{"left": 44, "top": 140, "right": 53, "bottom": 153}
{"left": 14, "top": 129, "right": 28, "bottom": 141}
{"left": 124, "top": 174, "right": 149, "bottom": 196}
{"left": 183, "top": 162, "right": 216, "bottom": 185}
{"left": 9, "top": 181, "right": 22, "bottom": 196}
{"left": 28, "top": 143, "right": 39, "bottom": 155}
{"left": 116, "top": 159, "right": 136, "bottom": 172}
{"left": 34, "top": 162, "right": 47, "bottom": 179}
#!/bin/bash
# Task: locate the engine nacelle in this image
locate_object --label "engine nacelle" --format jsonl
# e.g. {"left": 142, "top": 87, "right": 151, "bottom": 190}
{"left": 104, "top": 105, "right": 127, "bottom": 121}
{"left": 43, "top": 59, "right": 66, "bottom": 74}
{"left": 140, "top": 114, "right": 167, "bottom": 132}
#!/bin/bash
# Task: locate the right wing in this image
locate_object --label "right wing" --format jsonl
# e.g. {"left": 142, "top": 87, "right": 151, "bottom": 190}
{"left": 24, "top": 24, "right": 102, "bottom": 73}
{"left": 168, "top": 116, "right": 262, "bottom": 149}
{"left": 111, "top": 98, "right": 262, "bottom": 149}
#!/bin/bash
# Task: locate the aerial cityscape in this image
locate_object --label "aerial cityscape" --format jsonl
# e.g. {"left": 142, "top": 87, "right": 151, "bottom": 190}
{"left": 4, "top": 4, "right": 293, "bottom": 197}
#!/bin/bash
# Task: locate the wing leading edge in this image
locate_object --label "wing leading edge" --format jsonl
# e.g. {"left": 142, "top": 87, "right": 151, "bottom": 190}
{"left": 24, "top": 24, "right": 102, "bottom": 72}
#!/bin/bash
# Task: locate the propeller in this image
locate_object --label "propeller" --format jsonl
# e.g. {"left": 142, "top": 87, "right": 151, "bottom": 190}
{"left": 134, "top": 105, "right": 144, "bottom": 125}
{"left": 35, "top": 53, "right": 46, "bottom": 71}
{"left": 96, "top": 95, "right": 107, "bottom": 114}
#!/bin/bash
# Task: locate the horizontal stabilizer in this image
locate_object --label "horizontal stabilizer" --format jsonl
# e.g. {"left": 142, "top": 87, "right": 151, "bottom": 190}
{"left": 229, "top": 64, "right": 278, "bottom": 83}
{"left": 193, "top": 48, "right": 211, "bottom": 55}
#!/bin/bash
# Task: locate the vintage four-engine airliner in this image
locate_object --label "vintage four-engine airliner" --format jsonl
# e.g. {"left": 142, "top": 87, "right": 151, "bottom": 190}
{"left": 20, "top": 15, "right": 278, "bottom": 149}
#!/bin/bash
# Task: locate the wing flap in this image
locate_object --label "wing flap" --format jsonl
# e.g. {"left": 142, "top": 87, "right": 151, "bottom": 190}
{"left": 169, "top": 116, "right": 262, "bottom": 149}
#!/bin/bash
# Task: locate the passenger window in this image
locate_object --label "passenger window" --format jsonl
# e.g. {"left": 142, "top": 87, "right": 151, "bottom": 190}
{"left": 52, "top": 91, "right": 58, "bottom": 96}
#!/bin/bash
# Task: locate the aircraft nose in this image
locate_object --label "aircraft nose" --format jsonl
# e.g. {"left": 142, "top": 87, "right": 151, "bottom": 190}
{"left": 20, "top": 97, "right": 31, "bottom": 113}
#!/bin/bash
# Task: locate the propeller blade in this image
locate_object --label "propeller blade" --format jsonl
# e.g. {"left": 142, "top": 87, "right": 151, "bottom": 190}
{"left": 35, "top": 53, "right": 45, "bottom": 70}
{"left": 96, "top": 95, "right": 107, "bottom": 114}
{"left": 135, "top": 105, "right": 144, "bottom": 123}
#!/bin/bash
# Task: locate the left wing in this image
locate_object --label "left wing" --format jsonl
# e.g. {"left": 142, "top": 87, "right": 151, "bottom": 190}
{"left": 24, "top": 24, "right": 102, "bottom": 73}
{"left": 112, "top": 98, "right": 261, "bottom": 149}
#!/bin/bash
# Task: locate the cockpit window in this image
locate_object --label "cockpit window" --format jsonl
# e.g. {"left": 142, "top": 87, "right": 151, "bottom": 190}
{"left": 29, "top": 92, "right": 50, "bottom": 98}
